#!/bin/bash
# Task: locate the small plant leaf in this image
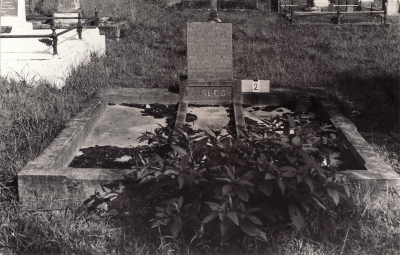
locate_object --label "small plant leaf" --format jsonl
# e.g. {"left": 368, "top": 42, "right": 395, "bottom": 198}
{"left": 300, "top": 202, "right": 310, "bottom": 212}
{"left": 234, "top": 186, "right": 249, "bottom": 202}
{"left": 304, "top": 177, "right": 314, "bottom": 192}
{"left": 222, "top": 184, "right": 233, "bottom": 196}
{"left": 227, "top": 211, "right": 239, "bottom": 226}
{"left": 220, "top": 220, "right": 230, "bottom": 237}
{"left": 237, "top": 180, "right": 254, "bottom": 187}
{"left": 279, "top": 166, "right": 297, "bottom": 177}
{"left": 327, "top": 187, "right": 339, "bottom": 205}
{"left": 178, "top": 175, "right": 184, "bottom": 189}
{"left": 245, "top": 215, "right": 262, "bottom": 225}
{"left": 289, "top": 203, "right": 303, "bottom": 231}
{"left": 171, "top": 145, "right": 188, "bottom": 155}
{"left": 180, "top": 155, "right": 189, "bottom": 169}
{"left": 178, "top": 196, "right": 183, "bottom": 209}
{"left": 292, "top": 136, "right": 301, "bottom": 146}
{"left": 344, "top": 185, "right": 350, "bottom": 197}
{"left": 277, "top": 178, "right": 285, "bottom": 195}
{"left": 205, "top": 202, "right": 220, "bottom": 211}
{"left": 202, "top": 211, "right": 219, "bottom": 223}
{"left": 239, "top": 218, "right": 258, "bottom": 237}
{"left": 288, "top": 115, "right": 295, "bottom": 128}
{"left": 265, "top": 172, "right": 275, "bottom": 180}
{"left": 170, "top": 216, "right": 181, "bottom": 239}
{"left": 258, "top": 181, "right": 273, "bottom": 197}
{"left": 195, "top": 136, "right": 208, "bottom": 151}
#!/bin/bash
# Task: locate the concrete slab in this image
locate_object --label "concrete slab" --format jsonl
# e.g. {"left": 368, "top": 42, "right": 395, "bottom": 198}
{"left": 1, "top": 28, "right": 105, "bottom": 87}
{"left": 18, "top": 87, "right": 400, "bottom": 211}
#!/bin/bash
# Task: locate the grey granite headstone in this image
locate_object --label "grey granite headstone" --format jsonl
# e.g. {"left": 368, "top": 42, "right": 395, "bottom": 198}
{"left": 1, "top": 0, "right": 18, "bottom": 17}
{"left": 57, "top": 0, "right": 80, "bottom": 12}
{"left": 187, "top": 22, "right": 233, "bottom": 80}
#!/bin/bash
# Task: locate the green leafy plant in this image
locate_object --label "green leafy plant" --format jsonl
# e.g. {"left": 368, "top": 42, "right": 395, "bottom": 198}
{"left": 124, "top": 112, "right": 351, "bottom": 244}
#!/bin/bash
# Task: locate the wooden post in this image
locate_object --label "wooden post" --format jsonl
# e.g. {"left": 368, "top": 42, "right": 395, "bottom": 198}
{"left": 50, "top": 21, "right": 58, "bottom": 55}
{"left": 384, "top": 2, "right": 387, "bottom": 23}
{"left": 337, "top": 8, "right": 341, "bottom": 24}
{"left": 94, "top": 9, "right": 99, "bottom": 27}
{"left": 77, "top": 13, "right": 82, "bottom": 40}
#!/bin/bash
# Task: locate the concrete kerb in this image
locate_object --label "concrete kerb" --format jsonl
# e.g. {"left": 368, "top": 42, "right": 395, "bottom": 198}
{"left": 17, "top": 87, "right": 400, "bottom": 211}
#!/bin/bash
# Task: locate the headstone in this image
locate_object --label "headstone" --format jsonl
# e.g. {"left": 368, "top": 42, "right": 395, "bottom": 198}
{"left": 1, "top": 0, "right": 33, "bottom": 34}
{"left": 54, "top": 0, "right": 82, "bottom": 26}
{"left": 387, "top": 0, "right": 399, "bottom": 15}
{"left": 187, "top": 23, "right": 232, "bottom": 80}
{"left": 1, "top": 0, "right": 18, "bottom": 17}
{"left": 57, "top": 0, "right": 80, "bottom": 11}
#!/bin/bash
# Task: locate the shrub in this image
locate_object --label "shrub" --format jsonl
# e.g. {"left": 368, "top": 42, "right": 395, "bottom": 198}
{"left": 123, "top": 112, "right": 350, "bottom": 244}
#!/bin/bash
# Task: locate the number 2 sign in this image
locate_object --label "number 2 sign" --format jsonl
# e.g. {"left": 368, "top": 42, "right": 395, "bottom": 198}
{"left": 253, "top": 80, "right": 259, "bottom": 92}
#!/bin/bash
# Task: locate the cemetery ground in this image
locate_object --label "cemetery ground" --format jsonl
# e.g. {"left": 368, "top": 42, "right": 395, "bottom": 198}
{"left": 1, "top": 0, "right": 400, "bottom": 253}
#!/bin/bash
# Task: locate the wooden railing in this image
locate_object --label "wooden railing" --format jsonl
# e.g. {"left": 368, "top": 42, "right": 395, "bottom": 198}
{"left": 279, "top": 1, "right": 387, "bottom": 24}
{"left": 0, "top": 9, "right": 100, "bottom": 55}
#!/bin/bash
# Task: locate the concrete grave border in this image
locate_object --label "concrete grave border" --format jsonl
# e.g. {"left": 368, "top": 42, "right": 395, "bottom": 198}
{"left": 18, "top": 87, "right": 400, "bottom": 211}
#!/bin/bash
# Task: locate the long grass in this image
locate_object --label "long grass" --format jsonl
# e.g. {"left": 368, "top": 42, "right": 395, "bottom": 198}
{"left": 1, "top": 0, "right": 399, "bottom": 253}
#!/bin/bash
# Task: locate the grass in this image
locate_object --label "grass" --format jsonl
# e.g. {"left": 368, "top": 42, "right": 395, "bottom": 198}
{"left": 1, "top": 0, "right": 400, "bottom": 253}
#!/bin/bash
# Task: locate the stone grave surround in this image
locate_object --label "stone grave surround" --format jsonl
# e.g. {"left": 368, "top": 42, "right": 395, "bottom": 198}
{"left": 1, "top": 0, "right": 33, "bottom": 34}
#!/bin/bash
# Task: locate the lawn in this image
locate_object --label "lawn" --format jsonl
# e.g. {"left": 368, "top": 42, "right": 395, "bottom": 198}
{"left": 0, "top": 0, "right": 399, "bottom": 253}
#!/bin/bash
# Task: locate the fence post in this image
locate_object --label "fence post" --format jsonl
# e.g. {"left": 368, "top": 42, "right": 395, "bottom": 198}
{"left": 291, "top": 10, "right": 294, "bottom": 23}
{"left": 94, "top": 9, "right": 99, "bottom": 27}
{"left": 50, "top": 21, "right": 58, "bottom": 55}
{"left": 337, "top": 8, "right": 341, "bottom": 24}
{"left": 77, "top": 13, "right": 82, "bottom": 40}
{"left": 384, "top": 2, "right": 387, "bottom": 23}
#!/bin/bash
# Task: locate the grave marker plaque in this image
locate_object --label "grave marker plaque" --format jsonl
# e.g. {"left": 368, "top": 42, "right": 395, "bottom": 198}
{"left": 187, "top": 23, "right": 233, "bottom": 80}
{"left": 189, "top": 86, "right": 232, "bottom": 101}
{"left": 1, "top": 0, "right": 18, "bottom": 16}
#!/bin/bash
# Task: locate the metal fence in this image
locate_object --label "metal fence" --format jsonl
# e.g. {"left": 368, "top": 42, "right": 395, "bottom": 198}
{"left": 0, "top": 9, "right": 100, "bottom": 55}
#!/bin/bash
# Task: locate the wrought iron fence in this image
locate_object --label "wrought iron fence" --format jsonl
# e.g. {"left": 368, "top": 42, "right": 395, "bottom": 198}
{"left": 0, "top": 9, "right": 100, "bottom": 55}
{"left": 279, "top": 0, "right": 387, "bottom": 24}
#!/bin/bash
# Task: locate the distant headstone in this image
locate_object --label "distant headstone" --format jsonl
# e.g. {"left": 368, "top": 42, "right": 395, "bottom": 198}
{"left": 57, "top": 0, "right": 80, "bottom": 12}
{"left": 1, "top": 0, "right": 18, "bottom": 17}
{"left": 1, "top": 0, "right": 32, "bottom": 34}
{"left": 387, "top": 0, "right": 399, "bottom": 15}
{"left": 54, "top": 0, "right": 81, "bottom": 26}
{"left": 187, "top": 22, "right": 233, "bottom": 80}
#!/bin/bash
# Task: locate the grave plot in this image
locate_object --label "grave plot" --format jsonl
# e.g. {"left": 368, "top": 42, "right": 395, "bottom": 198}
{"left": 18, "top": 87, "right": 400, "bottom": 211}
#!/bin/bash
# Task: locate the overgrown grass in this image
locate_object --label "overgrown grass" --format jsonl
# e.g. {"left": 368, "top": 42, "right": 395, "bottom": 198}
{"left": 1, "top": 0, "right": 399, "bottom": 253}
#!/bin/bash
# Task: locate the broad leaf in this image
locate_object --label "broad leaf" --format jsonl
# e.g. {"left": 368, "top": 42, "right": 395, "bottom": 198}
{"left": 222, "top": 184, "right": 233, "bottom": 196}
{"left": 289, "top": 203, "right": 303, "bottom": 231}
{"left": 277, "top": 178, "right": 285, "bottom": 195}
{"left": 239, "top": 218, "right": 258, "bottom": 237}
{"left": 265, "top": 172, "right": 275, "bottom": 180}
{"left": 178, "top": 196, "right": 183, "bottom": 209}
{"left": 195, "top": 136, "right": 208, "bottom": 151}
{"left": 288, "top": 115, "right": 295, "bottom": 128}
{"left": 304, "top": 177, "right": 314, "bottom": 192}
{"left": 227, "top": 211, "right": 239, "bottom": 226}
{"left": 178, "top": 175, "right": 184, "bottom": 189}
{"left": 245, "top": 215, "right": 262, "bottom": 225}
{"left": 327, "top": 187, "right": 339, "bottom": 205}
{"left": 279, "top": 166, "right": 297, "bottom": 177}
{"left": 234, "top": 186, "right": 249, "bottom": 202}
{"left": 180, "top": 155, "right": 189, "bottom": 169}
{"left": 205, "top": 202, "right": 220, "bottom": 211}
{"left": 292, "top": 136, "right": 301, "bottom": 146}
{"left": 258, "top": 181, "right": 273, "bottom": 197}
{"left": 170, "top": 216, "right": 181, "bottom": 239}
{"left": 202, "top": 211, "right": 219, "bottom": 223}
{"left": 171, "top": 145, "right": 188, "bottom": 155}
